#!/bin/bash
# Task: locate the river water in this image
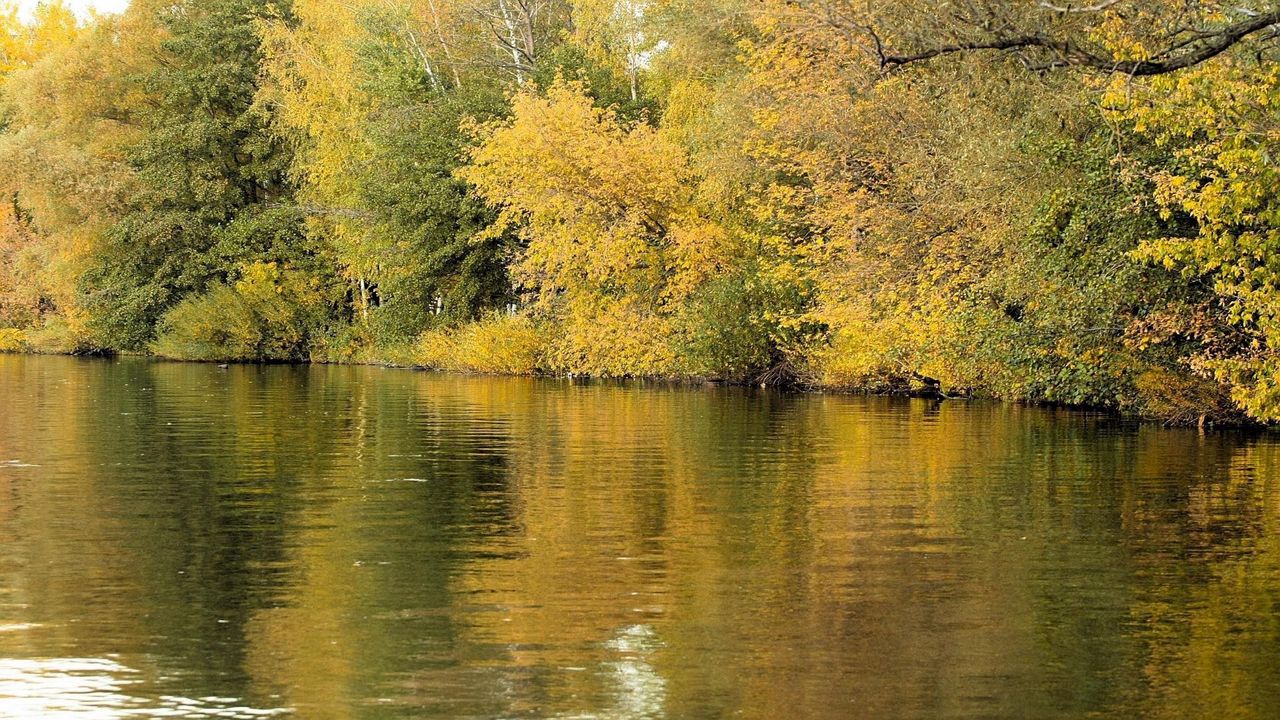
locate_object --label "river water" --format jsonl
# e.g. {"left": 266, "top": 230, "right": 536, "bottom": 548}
{"left": 0, "top": 355, "right": 1278, "bottom": 719}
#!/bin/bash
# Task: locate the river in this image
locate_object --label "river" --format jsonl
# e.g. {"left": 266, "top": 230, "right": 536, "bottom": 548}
{"left": 1, "top": 354, "right": 1278, "bottom": 718}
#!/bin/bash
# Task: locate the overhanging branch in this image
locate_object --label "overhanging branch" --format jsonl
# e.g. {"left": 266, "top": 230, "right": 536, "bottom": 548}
{"left": 871, "top": 8, "right": 1280, "bottom": 75}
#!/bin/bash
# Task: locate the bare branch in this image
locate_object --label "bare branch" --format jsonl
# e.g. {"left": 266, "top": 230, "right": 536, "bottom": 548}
{"left": 876, "top": 9, "right": 1280, "bottom": 76}
{"left": 271, "top": 203, "right": 375, "bottom": 221}
{"left": 1035, "top": 0, "right": 1122, "bottom": 13}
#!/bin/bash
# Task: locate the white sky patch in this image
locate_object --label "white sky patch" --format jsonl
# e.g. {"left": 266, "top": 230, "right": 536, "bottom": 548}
{"left": 14, "top": 0, "right": 128, "bottom": 21}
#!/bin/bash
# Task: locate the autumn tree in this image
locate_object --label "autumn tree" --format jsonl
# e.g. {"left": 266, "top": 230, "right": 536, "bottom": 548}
{"left": 0, "top": 0, "right": 94, "bottom": 348}
{"left": 260, "top": 0, "right": 525, "bottom": 351}
{"left": 745, "top": 0, "right": 1230, "bottom": 414}
{"left": 1109, "top": 56, "right": 1280, "bottom": 420}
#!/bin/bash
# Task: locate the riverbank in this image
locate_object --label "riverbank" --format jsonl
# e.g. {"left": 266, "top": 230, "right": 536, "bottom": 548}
{"left": 1, "top": 330, "right": 1258, "bottom": 429}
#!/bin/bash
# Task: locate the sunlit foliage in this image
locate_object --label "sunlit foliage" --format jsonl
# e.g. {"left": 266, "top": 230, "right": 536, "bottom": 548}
{"left": 261, "top": 0, "right": 514, "bottom": 346}
{"left": 1111, "top": 59, "right": 1280, "bottom": 420}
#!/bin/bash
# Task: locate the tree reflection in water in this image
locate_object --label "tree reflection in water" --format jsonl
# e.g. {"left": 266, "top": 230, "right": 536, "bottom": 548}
{"left": 0, "top": 356, "right": 1278, "bottom": 719}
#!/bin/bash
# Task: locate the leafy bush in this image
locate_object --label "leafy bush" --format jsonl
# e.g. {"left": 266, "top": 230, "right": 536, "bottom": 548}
{"left": 0, "top": 328, "right": 26, "bottom": 352}
{"left": 24, "top": 316, "right": 100, "bottom": 355}
{"left": 310, "top": 324, "right": 376, "bottom": 365}
{"left": 675, "top": 268, "right": 789, "bottom": 382}
{"left": 416, "top": 313, "right": 543, "bottom": 375}
{"left": 152, "top": 263, "right": 333, "bottom": 361}
{"left": 543, "top": 301, "right": 680, "bottom": 378}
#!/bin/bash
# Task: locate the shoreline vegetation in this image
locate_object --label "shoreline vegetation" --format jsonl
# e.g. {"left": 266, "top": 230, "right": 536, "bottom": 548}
{"left": 4, "top": 2, "right": 1280, "bottom": 426}
{"left": 0, "top": 345, "right": 1152, "bottom": 422}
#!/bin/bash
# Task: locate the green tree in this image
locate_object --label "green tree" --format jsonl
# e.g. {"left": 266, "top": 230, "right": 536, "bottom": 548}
{"left": 82, "top": 0, "right": 311, "bottom": 351}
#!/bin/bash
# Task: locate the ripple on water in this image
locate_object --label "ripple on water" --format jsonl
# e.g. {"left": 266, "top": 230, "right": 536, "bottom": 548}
{"left": 0, "top": 658, "right": 292, "bottom": 719}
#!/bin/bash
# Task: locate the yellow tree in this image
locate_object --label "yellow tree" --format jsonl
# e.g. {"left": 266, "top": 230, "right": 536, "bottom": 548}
{"left": 260, "top": 0, "right": 524, "bottom": 342}
{"left": 742, "top": 0, "right": 1218, "bottom": 417}
{"left": 0, "top": 1, "right": 79, "bottom": 79}
{"left": 0, "top": 3, "right": 19, "bottom": 77}
{"left": 459, "top": 80, "right": 734, "bottom": 376}
{"left": 746, "top": 4, "right": 1014, "bottom": 391}
{"left": 259, "top": 0, "right": 380, "bottom": 319}
{"left": 0, "top": 0, "right": 89, "bottom": 343}
{"left": 1114, "top": 59, "right": 1280, "bottom": 421}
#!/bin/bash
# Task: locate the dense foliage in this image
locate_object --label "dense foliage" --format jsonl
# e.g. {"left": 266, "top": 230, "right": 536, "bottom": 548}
{"left": 4, "top": 0, "right": 1280, "bottom": 423}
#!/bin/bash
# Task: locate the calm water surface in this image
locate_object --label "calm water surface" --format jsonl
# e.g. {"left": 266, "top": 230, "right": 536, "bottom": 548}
{"left": 1, "top": 355, "right": 1279, "bottom": 719}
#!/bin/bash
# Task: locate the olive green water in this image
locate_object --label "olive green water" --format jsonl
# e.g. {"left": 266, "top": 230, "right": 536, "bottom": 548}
{"left": 2, "top": 355, "right": 1279, "bottom": 719}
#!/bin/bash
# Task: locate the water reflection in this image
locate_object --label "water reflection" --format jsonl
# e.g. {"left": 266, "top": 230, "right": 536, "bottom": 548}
{"left": 597, "top": 625, "right": 665, "bottom": 720}
{"left": 0, "top": 355, "right": 1279, "bottom": 718}
{"left": 0, "top": 655, "right": 289, "bottom": 718}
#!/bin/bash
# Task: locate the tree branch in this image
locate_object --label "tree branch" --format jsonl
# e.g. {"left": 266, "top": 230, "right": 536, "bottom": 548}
{"left": 1035, "top": 0, "right": 1121, "bottom": 13}
{"left": 876, "top": 9, "right": 1280, "bottom": 75}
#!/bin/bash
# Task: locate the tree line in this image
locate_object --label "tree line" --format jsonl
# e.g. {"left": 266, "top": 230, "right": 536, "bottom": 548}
{"left": 2, "top": 0, "right": 1280, "bottom": 424}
